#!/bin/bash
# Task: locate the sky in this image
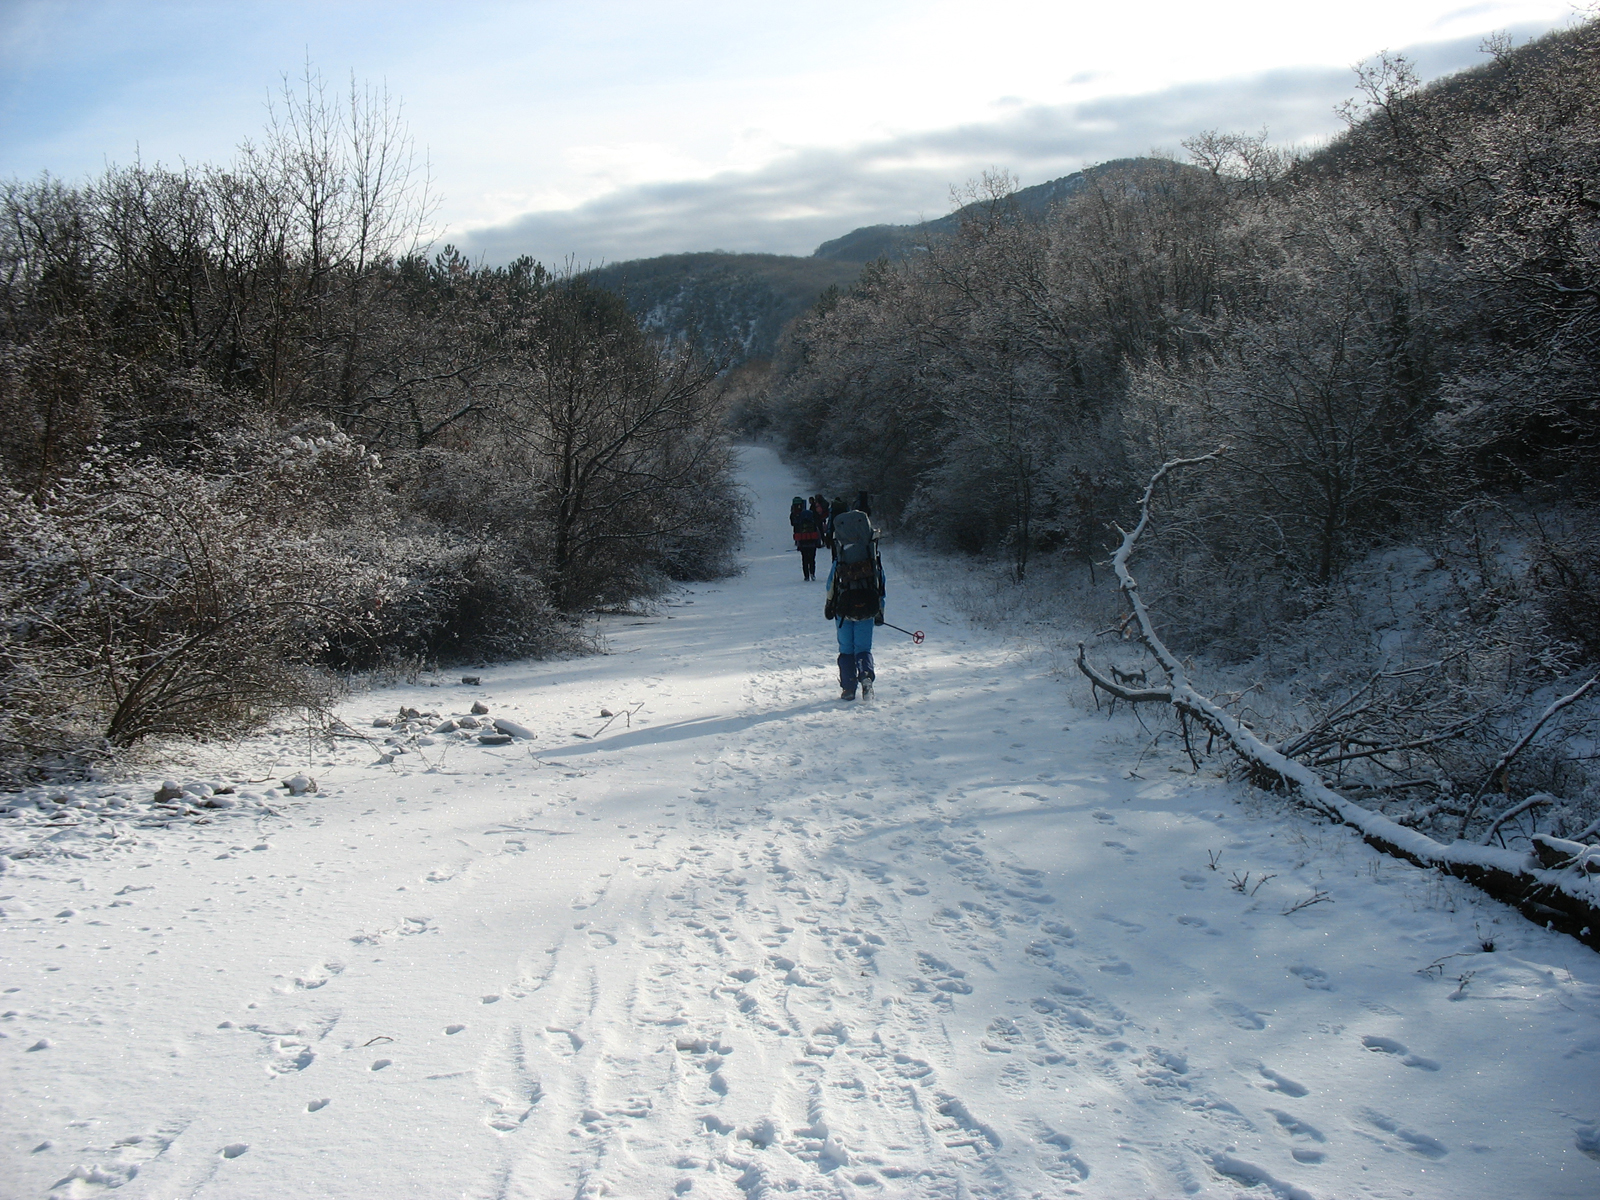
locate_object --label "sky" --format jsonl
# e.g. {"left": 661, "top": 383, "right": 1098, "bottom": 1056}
{"left": 0, "top": 1, "right": 1586, "bottom": 266}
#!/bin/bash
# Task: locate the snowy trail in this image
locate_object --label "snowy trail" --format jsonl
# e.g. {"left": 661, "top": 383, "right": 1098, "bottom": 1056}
{"left": 5, "top": 445, "right": 1600, "bottom": 1199}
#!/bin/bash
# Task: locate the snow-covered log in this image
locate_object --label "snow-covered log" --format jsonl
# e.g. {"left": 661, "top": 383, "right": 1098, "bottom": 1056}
{"left": 1110, "top": 454, "right": 1600, "bottom": 950}
{"left": 1533, "top": 834, "right": 1600, "bottom": 874}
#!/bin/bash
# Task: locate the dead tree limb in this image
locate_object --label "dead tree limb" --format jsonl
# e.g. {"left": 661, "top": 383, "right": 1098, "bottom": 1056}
{"left": 1480, "top": 793, "right": 1554, "bottom": 847}
{"left": 1107, "top": 453, "right": 1600, "bottom": 950}
{"left": 1456, "top": 674, "right": 1600, "bottom": 839}
{"left": 1076, "top": 642, "right": 1171, "bottom": 706}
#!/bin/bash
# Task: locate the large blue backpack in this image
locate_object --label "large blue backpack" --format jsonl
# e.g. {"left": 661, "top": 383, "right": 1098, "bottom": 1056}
{"left": 831, "top": 510, "right": 880, "bottom": 619}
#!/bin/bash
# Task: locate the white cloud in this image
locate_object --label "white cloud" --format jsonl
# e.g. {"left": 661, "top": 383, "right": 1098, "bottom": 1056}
{"left": 455, "top": 24, "right": 1550, "bottom": 266}
{"left": 0, "top": 1, "right": 1582, "bottom": 265}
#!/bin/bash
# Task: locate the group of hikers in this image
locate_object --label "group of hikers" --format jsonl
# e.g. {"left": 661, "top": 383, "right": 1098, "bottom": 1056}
{"left": 789, "top": 492, "right": 887, "bottom": 702}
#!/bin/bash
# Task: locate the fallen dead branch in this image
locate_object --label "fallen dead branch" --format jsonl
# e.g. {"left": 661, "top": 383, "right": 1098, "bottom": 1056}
{"left": 1282, "top": 890, "right": 1333, "bottom": 915}
{"left": 1098, "top": 452, "right": 1600, "bottom": 950}
{"left": 1456, "top": 675, "right": 1600, "bottom": 838}
{"left": 1076, "top": 642, "right": 1172, "bottom": 707}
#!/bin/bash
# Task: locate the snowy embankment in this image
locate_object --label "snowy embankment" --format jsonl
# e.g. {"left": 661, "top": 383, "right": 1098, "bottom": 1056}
{"left": 4, "top": 445, "right": 1599, "bottom": 1200}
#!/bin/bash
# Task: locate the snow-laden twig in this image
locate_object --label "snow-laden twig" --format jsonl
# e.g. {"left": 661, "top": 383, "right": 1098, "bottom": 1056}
{"left": 1075, "top": 642, "right": 1171, "bottom": 706}
{"left": 1479, "top": 792, "right": 1555, "bottom": 847}
{"left": 1282, "top": 890, "right": 1332, "bottom": 915}
{"left": 1457, "top": 673, "right": 1600, "bottom": 839}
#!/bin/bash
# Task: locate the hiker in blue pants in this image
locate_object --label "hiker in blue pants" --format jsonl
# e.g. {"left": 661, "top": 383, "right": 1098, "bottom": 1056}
{"left": 823, "top": 504, "right": 886, "bottom": 701}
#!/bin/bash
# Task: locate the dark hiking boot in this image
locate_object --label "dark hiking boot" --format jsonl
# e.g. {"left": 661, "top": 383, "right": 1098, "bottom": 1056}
{"left": 860, "top": 677, "right": 873, "bottom": 698}
{"left": 840, "top": 689, "right": 856, "bottom": 701}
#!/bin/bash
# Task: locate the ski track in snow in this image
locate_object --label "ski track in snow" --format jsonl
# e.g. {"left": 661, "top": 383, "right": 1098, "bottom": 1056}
{"left": 4, "top": 445, "right": 1600, "bottom": 1199}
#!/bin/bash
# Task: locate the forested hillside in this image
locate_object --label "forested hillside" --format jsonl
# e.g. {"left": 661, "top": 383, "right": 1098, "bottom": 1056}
{"left": 581, "top": 163, "right": 1127, "bottom": 365}
{"left": 583, "top": 253, "right": 861, "bottom": 365}
{"left": 0, "top": 74, "right": 742, "bottom": 783}
{"left": 749, "top": 23, "right": 1600, "bottom": 852}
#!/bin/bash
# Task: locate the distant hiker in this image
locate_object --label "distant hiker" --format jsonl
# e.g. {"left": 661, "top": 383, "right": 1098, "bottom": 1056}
{"left": 855, "top": 490, "right": 873, "bottom": 518}
{"left": 806, "top": 496, "right": 832, "bottom": 553}
{"left": 789, "top": 495, "right": 822, "bottom": 581}
{"left": 823, "top": 504, "right": 886, "bottom": 701}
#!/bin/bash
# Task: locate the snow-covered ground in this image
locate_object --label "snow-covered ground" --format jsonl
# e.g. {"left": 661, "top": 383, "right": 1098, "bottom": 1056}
{"left": 4, "top": 445, "right": 1599, "bottom": 1200}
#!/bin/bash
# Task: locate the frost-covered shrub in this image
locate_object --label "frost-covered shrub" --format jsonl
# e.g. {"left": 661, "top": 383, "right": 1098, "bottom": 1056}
{"left": 653, "top": 456, "right": 749, "bottom": 587}
{"left": 0, "top": 452, "right": 379, "bottom": 781}
{"left": 323, "top": 528, "right": 575, "bottom": 667}
{"left": 1530, "top": 511, "right": 1600, "bottom": 665}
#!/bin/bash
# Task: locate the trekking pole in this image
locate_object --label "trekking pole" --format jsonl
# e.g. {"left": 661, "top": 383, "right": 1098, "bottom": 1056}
{"left": 882, "top": 622, "right": 925, "bottom": 644}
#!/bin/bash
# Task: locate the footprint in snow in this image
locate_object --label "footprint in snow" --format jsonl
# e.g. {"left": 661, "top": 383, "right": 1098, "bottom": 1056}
{"left": 544, "top": 1026, "right": 583, "bottom": 1054}
{"left": 1003, "top": 884, "right": 1056, "bottom": 903}
{"left": 485, "top": 1079, "right": 544, "bottom": 1132}
{"left": 1361, "top": 1034, "right": 1439, "bottom": 1070}
{"left": 1361, "top": 1107, "right": 1448, "bottom": 1158}
{"left": 1257, "top": 1064, "right": 1309, "bottom": 1096}
{"left": 288, "top": 960, "right": 345, "bottom": 990}
{"left": 1290, "top": 964, "right": 1333, "bottom": 990}
{"left": 1215, "top": 999, "right": 1267, "bottom": 1030}
{"left": 982, "top": 1016, "right": 1026, "bottom": 1054}
{"left": 1033, "top": 1123, "right": 1092, "bottom": 1183}
{"left": 913, "top": 951, "right": 973, "bottom": 997}
{"left": 984, "top": 1058, "right": 1030, "bottom": 1101}
{"left": 1575, "top": 1126, "right": 1600, "bottom": 1161}
{"left": 1267, "top": 1107, "right": 1326, "bottom": 1155}
{"left": 1095, "top": 912, "right": 1146, "bottom": 933}
{"left": 306, "top": 1098, "right": 330, "bottom": 1112}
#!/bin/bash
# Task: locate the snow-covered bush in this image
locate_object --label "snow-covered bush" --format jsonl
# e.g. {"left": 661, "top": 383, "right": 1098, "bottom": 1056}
{"left": 1529, "top": 510, "right": 1600, "bottom": 665}
{"left": 0, "top": 452, "right": 373, "bottom": 780}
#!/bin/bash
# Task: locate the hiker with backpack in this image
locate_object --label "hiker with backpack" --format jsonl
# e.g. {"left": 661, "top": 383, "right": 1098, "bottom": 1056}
{"left": 823, "top": 503, "right": 886, "bottom": 701}
{"left": 789, "top": 496, "right": 823, "bottom": 581}
{"left": 810, "top": 496, "right": 831, "bottom": 551}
